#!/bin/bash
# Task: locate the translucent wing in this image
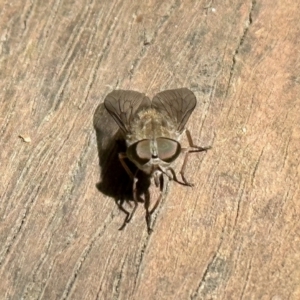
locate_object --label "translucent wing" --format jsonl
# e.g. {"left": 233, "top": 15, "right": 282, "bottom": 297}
{"left": 104, "top": 90, "right": 151, "bottom": 134}
{"left": 152, "top": 88, "right": 197, "bottom": 133}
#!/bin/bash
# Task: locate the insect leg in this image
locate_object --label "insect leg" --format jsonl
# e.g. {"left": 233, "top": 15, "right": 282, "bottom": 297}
{"left": 144, "top": 189, "right": 153, "bottom": 234}
{"left": 118, "top": 153, "right": 139, "bottom": 229}
{"left": 118, "top": 152, "right": 135, "bottom": 180}
{"left": 179, "top": 129, "right": 211, "bottom": 185}
{"left": 185, "top": 129, "right": 212, "bottom": 152}
{"left": 125, "top": 170, "right": 139, "bottom": 223}
{"left": 163, "top": 166, "right": 192, "bottom": 186}
{"left": 179, "top": 152, "right": 195, "bottom": 186}
{"left": 149, "top": 173, "right": 164, "bottom": 215}
{"left": 118, "top": 201, "right": 130, "bottom": 230}
{"left": 145, "top": 173, "right": 166, "bottom": 233}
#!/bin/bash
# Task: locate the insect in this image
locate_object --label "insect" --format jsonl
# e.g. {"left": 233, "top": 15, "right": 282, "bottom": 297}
{"left": 104, "top": 88, "right": 210, "bottom": 232}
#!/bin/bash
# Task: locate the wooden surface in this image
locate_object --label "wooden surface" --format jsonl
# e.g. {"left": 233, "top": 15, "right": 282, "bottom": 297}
{"left": 1, "top": 0, "right": 300, "bottom": 299}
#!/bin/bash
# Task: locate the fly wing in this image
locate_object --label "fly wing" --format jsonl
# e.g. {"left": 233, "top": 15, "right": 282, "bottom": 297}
{"left": 152, "top": 88, "right": 197, "bottom": 133}
{"left": 104, "top": 90, "right": 151, "bottom": 134}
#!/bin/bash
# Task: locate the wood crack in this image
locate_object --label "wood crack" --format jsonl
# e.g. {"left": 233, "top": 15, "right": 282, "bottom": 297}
{"left": 111, "top": 253, "right": 128, "bottom": 300}
{"left": 61, "top": 212, "right": 115, "bottom": 299}
{"left": 225, "top": 0, "right": 256, "bottom": 97}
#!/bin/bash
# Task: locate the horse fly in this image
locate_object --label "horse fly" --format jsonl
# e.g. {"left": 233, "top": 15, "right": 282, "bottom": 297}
{"left": 104, "top": 88, "right": 211, "bottom": 233}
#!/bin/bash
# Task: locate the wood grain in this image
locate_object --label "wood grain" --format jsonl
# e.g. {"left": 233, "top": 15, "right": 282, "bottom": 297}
{"left": 1, "top": 0, "right": 299, "bottom": 299}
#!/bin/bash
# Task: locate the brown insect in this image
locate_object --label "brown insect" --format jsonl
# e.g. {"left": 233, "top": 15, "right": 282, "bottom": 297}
{"left": 104, "top": 88, "right": 210, "bottom": 232}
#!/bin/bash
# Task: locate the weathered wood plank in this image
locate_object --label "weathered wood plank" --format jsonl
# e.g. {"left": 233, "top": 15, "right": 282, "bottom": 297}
{"left": 0, "top": 0, "right": 299, "bottom": 299}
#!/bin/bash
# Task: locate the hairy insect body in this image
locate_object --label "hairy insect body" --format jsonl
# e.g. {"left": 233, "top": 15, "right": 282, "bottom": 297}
{"left": 127, "top": 108, "right": 179, "bottom": 143}
{"left": 103, "top": 88, "right": 210, "bottom": 232}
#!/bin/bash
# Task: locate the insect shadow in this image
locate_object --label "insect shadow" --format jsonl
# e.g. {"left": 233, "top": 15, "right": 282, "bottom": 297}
{"left": 93, "top": 103, "right": 151, "bottom": 229}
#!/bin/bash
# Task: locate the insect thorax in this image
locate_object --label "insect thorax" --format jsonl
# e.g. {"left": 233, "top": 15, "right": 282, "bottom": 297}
{"left": 126, "top": 108, "right": 180, "bottom": 145}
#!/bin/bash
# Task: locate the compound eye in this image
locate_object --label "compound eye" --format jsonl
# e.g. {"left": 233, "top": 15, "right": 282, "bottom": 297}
{"left": 127, "top": 140, "right": 151, "bottom": 165}
{"left": 156, "top": 138, "right": 181, "bottom": 163}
